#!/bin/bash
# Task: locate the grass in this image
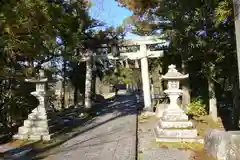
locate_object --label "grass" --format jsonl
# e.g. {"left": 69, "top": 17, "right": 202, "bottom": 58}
{"left": 137, "top": 151, "right": 143, "bottom": 160}
{"left": 152, "top": 141, "right": 216, "bottom": 160}
{"left": 190, "top": 150, "right": 216, "bottom": 160}
{"left": 152, "top": 141, "right": 204, "bottom": 150}
{"left": 194, "top": 116, "right": 223, "bottom": 136}
{"left": 138, "top": 113, "right": 158, "bottom": 123}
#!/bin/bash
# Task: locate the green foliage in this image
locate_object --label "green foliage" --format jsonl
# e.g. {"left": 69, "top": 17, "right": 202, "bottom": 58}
{"left": 102, "top": 67, "right": 141, "bottom": 86}
{"left": 215, "top": 0, "right": 232, "bottom": 25}
{"left": 186, "top": 98, "right": 207, "bottom": 118}
{"left": 118, "top": 0, "right": 238, "bottom": 124}
{"left": 0, "top": 0, "right": 124, "bottom": 134}
{"left": 196, "top": 115, "right": 222, "bottom": 136}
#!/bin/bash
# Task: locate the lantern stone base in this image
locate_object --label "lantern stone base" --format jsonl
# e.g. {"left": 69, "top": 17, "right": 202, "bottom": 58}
{"left": 154, "top": 127, "right": 203, "bottom": 143}
{"left": 161, "top": 108, "right": 189, "bottom": 121}
{"left": 154, "top": 107, "right": 203, "bottom": 143}
{"left": 13, "top": 107, "right": 60, "bottom": 141}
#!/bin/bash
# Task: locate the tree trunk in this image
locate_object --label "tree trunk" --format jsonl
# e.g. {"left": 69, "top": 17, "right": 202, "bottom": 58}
{"left": 208, "top": 77, "right": 218, "bottom": 121}
{"left": 181, "top": 62, "right": 190, "bottom": 107}
{"left": 84, "top": 56, "right": 93, "bottom": 109}
{"left": 159, "top": 65, "right": 163, "bottom": 93}
{"left": 231, "top": 76, "right": 240, "bottom": 129}
{"left": 95, "top": 76, "right": 101, "bottom": 95}
{"left": 91, "top": 71, "right": 96, "bottom": 101}
{"left": 61, "top": 59, "right": 66, "bottom": 109}
{"left": 74, "top": 87, "right": 78, "bottom": 105}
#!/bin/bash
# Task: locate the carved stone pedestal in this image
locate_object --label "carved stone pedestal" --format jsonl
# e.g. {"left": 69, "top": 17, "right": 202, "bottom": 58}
{"left": 154, "top": 108, "right": 203, "bottom": 143}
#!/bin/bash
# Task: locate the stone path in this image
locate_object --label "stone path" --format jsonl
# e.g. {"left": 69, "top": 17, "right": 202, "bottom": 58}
{"left": 40, "top": 94, "right": 138, "bottom": 160}
{"left": 138, "top": 115, "right": 193, "bottom": 160}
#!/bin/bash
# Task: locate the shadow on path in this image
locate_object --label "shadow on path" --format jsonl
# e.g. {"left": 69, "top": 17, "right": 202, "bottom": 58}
{"left": 1, "top": 93, "right": 143, "bottom": 160}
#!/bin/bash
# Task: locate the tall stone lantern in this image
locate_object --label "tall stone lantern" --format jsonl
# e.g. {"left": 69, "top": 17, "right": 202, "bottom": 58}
{"left": 162, "top": 64, "right": 188, "bottom": 117}
{"left": 154, "top": 64, "right": 202, "bottom": 143}
{"left": 13, "top": 70, "right": 52, "bottom": 141}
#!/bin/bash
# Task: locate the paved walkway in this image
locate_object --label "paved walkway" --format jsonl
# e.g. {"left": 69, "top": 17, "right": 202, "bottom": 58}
{"left": 42, "top": 94, "right": 138, "bottom": 160}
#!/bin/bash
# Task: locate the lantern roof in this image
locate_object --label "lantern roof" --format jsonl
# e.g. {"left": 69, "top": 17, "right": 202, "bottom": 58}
{"left": 162, "top": 64, "right": 188, "bottom": 80}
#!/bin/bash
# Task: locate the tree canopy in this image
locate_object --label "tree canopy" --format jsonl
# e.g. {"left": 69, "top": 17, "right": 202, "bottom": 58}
{"left": 0, "top": 0, "right": 126, "bottom": 133}
{"left": 117, "top": 0, "right": 239, "bottom": 125}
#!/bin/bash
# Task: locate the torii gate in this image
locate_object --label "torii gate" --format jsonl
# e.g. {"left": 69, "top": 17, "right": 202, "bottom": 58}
{"left": 97, "top": 36, "right": 165, "bottom": 110}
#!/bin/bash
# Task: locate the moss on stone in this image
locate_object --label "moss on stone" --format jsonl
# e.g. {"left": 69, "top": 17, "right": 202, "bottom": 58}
{"left": 152, "top": 140, "right": 204, "bottom": 151}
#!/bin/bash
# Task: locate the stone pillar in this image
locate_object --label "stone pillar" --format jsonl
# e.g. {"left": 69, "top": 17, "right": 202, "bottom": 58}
{"left": 150, "top": 76, "right": 155, "bottom": 100}
{"left": 85, "top": 56, "right": 93, "bottom": 109}
{"left": 168, "top": 93, "right": 180, "bottom": 109}
{"left": 135, "top": 59, "right": 139, "bottom": 68}
{"left": 125, "top": 59, "right": 129, "bottom": 68}
{"left": 140, "top": 44, "right": 152, "bottom": 110}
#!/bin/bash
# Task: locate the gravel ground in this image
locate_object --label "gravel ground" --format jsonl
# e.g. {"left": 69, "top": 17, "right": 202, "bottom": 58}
{"left": 138, "top": 114, "right": 194, "bottom": 160}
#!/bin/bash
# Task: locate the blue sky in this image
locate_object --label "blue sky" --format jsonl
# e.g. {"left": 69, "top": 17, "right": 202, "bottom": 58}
{"left": 89, "top": 0, "right": 137, "bottom": 37}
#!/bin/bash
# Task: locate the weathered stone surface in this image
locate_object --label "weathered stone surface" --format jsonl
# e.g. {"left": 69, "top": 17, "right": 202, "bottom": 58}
{"left": 159, "top": 119, "right": 193, "bottom": 129}
{"left": 156, "top": 126, "right": 197, "bottom": 138}
{"left": 155, "top": 64, "right": 199, "bottom": 143}
{"left": 162, "top": 109, "right": 189, "bottom": 121}
{"left": 204, "top": 129, "right": 240, "bottom": 160}
{"left": 155, "top": 104, "right": 168, "bottom": 118}
{"left": 154, "top": 128, "right": 203, "bottom": 143}
{"left": 13, "top": 75, "right": 52, "bottom": 141}
{"left": 154, "top": 102, "right": 199, "bottom": 142}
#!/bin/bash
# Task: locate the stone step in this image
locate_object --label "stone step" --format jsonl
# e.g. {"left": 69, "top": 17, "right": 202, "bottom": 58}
{"left": 13, "top": 132, "right": 57, "bottom": 141}
{"left": 158, "top": 119, "right": 194, "bottom": 129}
{"left": 24, "top": 120, "right": 48, "bottom": 128}
{"left": 154, "top": 127, "right": 204, "bottom": 143}
{"left": 162, "top": 113, "right": 188, "bottom": 121}
{"left": 23, "top": 117, "right": 62, "bottom": 128}
{"left": 18, "top": 126, "right": 49, "bottom": 135}
{"left": 28, "top": 114, "right": 47, "bottom": 120}
{"left": 155, "top": 126, "right": 198, "bottom": 138}
{"left": 162, "top": 108, "right": 189, "bottom": 120}
{"left": 13, "top": 134, "right": 29, "bottom": 140}
{"left": 18, "top": 121, "right": 63, "bottom": 135}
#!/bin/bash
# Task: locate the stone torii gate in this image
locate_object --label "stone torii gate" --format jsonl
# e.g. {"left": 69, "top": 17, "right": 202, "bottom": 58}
{"left": 98, "top": 36, "right": 165, "bottom": 110}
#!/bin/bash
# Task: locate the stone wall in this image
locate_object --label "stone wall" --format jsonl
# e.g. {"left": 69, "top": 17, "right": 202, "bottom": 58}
{"left": 204, "top": 129, "right": 240, "bottom": 160}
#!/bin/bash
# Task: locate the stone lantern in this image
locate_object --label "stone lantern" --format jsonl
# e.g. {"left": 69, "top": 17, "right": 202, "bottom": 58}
{"left": 13, "top": 70, "right": 52, "bottom": 141}
{"left": 161, "top": 64, "right": 188, "bottom": 113}
{"left": 154, "top": 64, "right": 203, "bottom": 143}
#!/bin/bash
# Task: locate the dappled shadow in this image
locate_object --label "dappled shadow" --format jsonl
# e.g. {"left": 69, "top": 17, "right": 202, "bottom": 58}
{"left": 0, "top": 141, "right": 40, "bottom": 160}
{"left": 1, "top": 93, "right": 142, "bottom": 160}
{"left": 0, "top": 133, "right": 13, "bottom": 145}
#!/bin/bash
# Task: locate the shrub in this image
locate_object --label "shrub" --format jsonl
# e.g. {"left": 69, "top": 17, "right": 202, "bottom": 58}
{"left": 186, "top": 98, "right": 207, "bottom": 118}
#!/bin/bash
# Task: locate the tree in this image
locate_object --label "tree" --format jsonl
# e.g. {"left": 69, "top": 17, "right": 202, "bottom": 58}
{"left": 117, "top": 0, "right": 238, "bottom": 123}
{"left": 0, "top": 0, "right": 98, "bottom": 132}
